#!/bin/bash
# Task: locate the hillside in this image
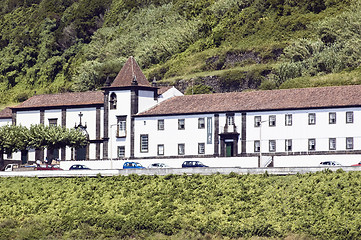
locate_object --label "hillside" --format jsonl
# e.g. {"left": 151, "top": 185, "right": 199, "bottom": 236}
{"left": 0, "top": 0, "right": 359, "bottom": 105}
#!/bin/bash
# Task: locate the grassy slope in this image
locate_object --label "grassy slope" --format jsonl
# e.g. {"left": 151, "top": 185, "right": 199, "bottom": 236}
{"left": 0, "top": 0, "right": 357, "bottom": 108}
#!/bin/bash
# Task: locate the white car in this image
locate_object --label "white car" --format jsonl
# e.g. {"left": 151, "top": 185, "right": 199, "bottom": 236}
{"left": 148, "top": 163, "right": 170, "bottom": 168}
{"left": 320, "top": 161, "right": 342, "bottom": 166}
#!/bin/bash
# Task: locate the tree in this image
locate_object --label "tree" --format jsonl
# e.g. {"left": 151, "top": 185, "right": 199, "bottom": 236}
{"left": 0, "top": 124, "right": 29, "bottom": 170}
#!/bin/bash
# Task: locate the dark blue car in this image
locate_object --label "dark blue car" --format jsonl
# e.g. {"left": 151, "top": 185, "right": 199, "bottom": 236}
{"left": 182, "top": 161, "right": 208, "bottom": 168}
{"left": 123, "top": 162, "right": 145, "bottom": 169}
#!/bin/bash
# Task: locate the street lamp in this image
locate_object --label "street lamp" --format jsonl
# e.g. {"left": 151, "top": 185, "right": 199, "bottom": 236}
{"left": 259, "top": 120, "right": 268, "bottom": 168}
{"left": 109, "top": 123, "right": 118, "bottom": 169}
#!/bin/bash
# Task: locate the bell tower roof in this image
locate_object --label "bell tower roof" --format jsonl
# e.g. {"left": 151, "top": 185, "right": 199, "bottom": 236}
{"left": 110, "top": 56, "right": 151, "bottom": 88}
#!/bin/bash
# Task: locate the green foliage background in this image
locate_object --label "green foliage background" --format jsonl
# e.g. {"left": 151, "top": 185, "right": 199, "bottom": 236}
{"left": 0, "top": 171, "right": 360, "bottom": 239}
{"left": 0, "top": 0, "right": 361, "bottom": 103}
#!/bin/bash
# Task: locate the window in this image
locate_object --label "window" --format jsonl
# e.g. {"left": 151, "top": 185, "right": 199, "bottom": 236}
{"left": 308, "top": 113, "right": 316, "bottom": 125}
{"left": 346, "top": 112, "right": 353, "bottom": 123}
{"left": 329, "top": 112, "right": 336, "bottom": 124}
{"left": 198, "top": 118, "right": 205, "bottom": 129}
{"left": 110, "top": 92, "right": 117, "bottom": 110}
{"left": 118, "top": 146, "right": 125, "bottom": 158}
{"left": 308, "top": 139, "right": 316, "bottom": 151}
{"left": 254, "top": 140, "right": 260, "bottom": 152}
{"left": 254, "top": 116, "right": 261, "bottom": 127}
{"left": 158, "top": 119, "right": 164, "bottom": 130}
{"left": 157, "top": 144, "right": 164, "bottom": 155}
{"left": 346, "top": 137, "right": 354, "bottom": 150}
{"left": 227, "top": 115, "right": 234, "bottom": 125}
{"left": 48, "top": 119, "right": 57, "bottom": 126}
{"left": 178, "top": 119, "right": 185, "bottom": 130}
{"left": 329, "top": 138, "right": 336, "bottom": 150}
{"left": 285, "top": 114, "right": 292, "bottom": 126}
{"left": 285, "top": 139, "right": 292, "bottom": 151}
{"left": 269, "top": 140, "right": 276, "bottom": 152}
{"left": 117, "top": 116, "right": 126, "bottom": 137}
{"left": 269, "top": 115, "right": 276, "bottom": 127}
{"left": 198, "top": 143, "right": 205, "bottom": 154}
{"left": 178, "top": 144, "right": 185, "bottom": 155}
{"left": 140, "top": 135, "right": 148, "bottom": 152}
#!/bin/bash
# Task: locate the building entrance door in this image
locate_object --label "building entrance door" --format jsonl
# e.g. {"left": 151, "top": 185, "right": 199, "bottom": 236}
{"left": 226, "top": 142, "right": 233, "bottom": 157}
{"left": 76, "top": 147, "right": 86, "bottom": 160}
{"left": 21, "top": 150, "right": 28, "bottom": 164}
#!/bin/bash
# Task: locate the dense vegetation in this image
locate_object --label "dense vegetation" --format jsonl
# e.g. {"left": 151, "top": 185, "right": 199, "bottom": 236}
{"left": 0, "top": 170, "right": 360, "bottom": 239}
{"left": 0, "top": 124, "right": 87, "bottom": 169}
{"left": 1, "top": 0, "right": 361, "bottom": 105}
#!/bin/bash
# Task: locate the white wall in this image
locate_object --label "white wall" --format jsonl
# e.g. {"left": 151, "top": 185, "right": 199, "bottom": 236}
{"left": 134, "top": 114, "right": 214, "bottom": 157}
{"left": 0, "top": 118, "right": 11, "bottom": 126}
{"left": 157, "top": 87, "right": 183, "bottom": 103}
{"left": 246, "top": 107, "right": 361, "bottom": 153}
{"left": 108, "top": 90, "right": 131, "bottom": 159}
{"left": 138, "top": 90, "right": 157, "bottom": 113}
{"left": 17, "top": 111, "right": 40, "bottom": 127}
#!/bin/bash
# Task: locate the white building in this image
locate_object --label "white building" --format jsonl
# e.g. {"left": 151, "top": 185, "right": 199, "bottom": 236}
{"left": 2, "top": 56, "right": 361, "bottom": 167}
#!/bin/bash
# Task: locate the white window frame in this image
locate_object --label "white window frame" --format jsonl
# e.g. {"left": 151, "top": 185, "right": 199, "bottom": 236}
{"left": 178, "top": 143, "right": 185, "bottom": 155}
{"left": 198, "top": 118, "right": 205, "bottom": 129}
{"left": 140, "top": 134, "right": 149, "bottom": 153}
{"left": 158, "top": 119, "right": 164, "bottom": 130}
{"left": 346, "top": 137, "right": 353, "bottom": 150}
{"left": 308, "top": 113, "right": 316, "bottom": 125}
{"left": 227, "top": 115, "right": 235, "bottom": 125}
{"left": 329, "top": 138, "right": 336, "bottom": 150}
{"left": 269, "top": 115, "right": 276, "bottom": 127}
{"left": 118, "top": 146, "right": 125, "bottom": 158}
{"left": 254, "top": 116, "right": 261, "bottom": 127}
{"left": 178, "top": 119, "right": 185, "bottom": 130}
{"left": 269, "top": 140, "right": 276, "bottom": 152}
{"left": 329, "top": 112, "right": 336, "bottom": 124}
{"left": 157, "top": 144, "right": 164, "bottom": 155}
{"left": 117, "top": 116, "right": 126, "bottom": 137}
{"left": 198, "top": 143, "right": 205, "bottom": 154}
{"left": 346, "top": 112, "right": 353, "bottom": 124}
{"left": 308, "top": 139, "right": 316, "bottom": 151}
{"left": 254, "top": 140, "right": 260, "bottom": 152}
{"left": 285, "top": 139, "right": 292, "bottom": 151}
{"left": 285, "top": 114, "right": 292, "bottom": 126}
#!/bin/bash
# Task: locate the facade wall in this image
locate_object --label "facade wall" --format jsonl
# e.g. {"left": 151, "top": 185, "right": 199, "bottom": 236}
{"left": 44, "top": 109, "right": 62, "bottom": 125}
{"left": 0, "top": 119, "right": 11, "bottom": 126}
{"left": 17, "top": 111, "right": 40, "bottom": 127}
{"left": 246, "top": 107, "right": 361, "bottom": 154}
{"left": 138, "top": 90, "right": 157, "bottom": 113}
{"left": 108, "top": 90, "right": 131, "bottom": 159}
{"left": 134, "top": 114, "right": 215, "bottom": 158}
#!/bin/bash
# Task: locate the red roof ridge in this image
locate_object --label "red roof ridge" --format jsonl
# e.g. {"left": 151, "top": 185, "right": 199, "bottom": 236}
{"left": 137, "top": 85, "right": 361, "bottom": 116}
{"left": 12, "top": 91, "right": 104, "bottom": 109}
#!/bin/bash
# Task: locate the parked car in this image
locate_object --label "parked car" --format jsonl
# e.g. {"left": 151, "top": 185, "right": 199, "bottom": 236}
{"left": 123, "top": 162, "right": 145, "bottom": 169}
{"left": 37, "top": 164, "right": 63, "bottom": 170}
{"left": 351, "top": 161, "right": 361, "bottom": 166}
{"left": 182, "top": 161, "right": 208, "bottom": 168}
{"left": 148, "top": 163, "right": 170, "bottom": 168}
{"left": 69, "top": 164, "right": 91, "bottom": 170}
{"left": 319, "top": 161, "right": 342, "bottom": 166}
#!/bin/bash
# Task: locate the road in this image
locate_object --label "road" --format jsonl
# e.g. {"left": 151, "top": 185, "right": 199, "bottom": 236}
{"left": 1, "top": 166, "right": 360, "bottom": 177}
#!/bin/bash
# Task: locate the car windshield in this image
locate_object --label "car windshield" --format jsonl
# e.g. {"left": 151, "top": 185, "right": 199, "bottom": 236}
{"left": 135, "top": 163, "right": 142, "bottom": 167}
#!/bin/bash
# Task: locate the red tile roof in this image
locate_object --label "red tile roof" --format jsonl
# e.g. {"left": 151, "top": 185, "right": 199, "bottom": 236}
{"left": 110, "top": 56, "right": 151, "bottom": 88}
{"left": 0, "top": 107, "right": 12, "bottom": 119}
{"left": 137, "top": 85, "right": 361, "bottom": 116}
{"left": 12, "top": 91, "right": 104, "bottom": 109}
